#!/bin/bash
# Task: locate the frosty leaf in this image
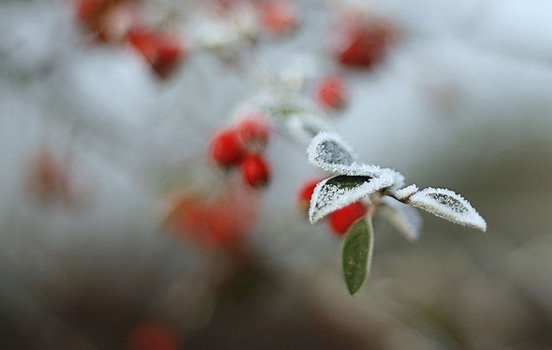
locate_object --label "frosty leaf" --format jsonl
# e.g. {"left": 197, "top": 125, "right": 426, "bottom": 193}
{"left": 307, "top": 132, "right": 358, "bottom": 172}
{"left": 407, "top": 188, "right": 487, "bottom": 231}
{"left": 388, "top": 184, "right": 419, "bottom": 201}
{"left": 342, "top": 217, "right": 373, "bottom": 295}
{"left": 379, "top": 196, "right": 422, "bottom": 241}
{"left": 309, "top": 173, "right": 394, "bottom": 224}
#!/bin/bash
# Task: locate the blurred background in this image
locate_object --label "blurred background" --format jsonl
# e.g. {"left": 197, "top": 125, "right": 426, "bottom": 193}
{"left": 1, "top": 0, "right": 552, "bottom": 349}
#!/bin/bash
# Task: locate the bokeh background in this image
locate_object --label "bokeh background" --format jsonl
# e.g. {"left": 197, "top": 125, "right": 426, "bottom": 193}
{"left": 2, "top": 0, "right": 552, "bottom": 349}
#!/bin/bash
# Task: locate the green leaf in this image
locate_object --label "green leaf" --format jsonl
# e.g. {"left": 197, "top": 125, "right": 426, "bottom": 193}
{"left": 342, "top": 217, "right": 374, "bottom": 295}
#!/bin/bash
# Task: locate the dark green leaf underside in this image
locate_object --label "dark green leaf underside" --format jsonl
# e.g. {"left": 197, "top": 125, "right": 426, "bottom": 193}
{"left": 342, "top": 218, "right": 373, "bottom": 295}
{"left": 325, "top": 175, "right": 373, "bottom": 190}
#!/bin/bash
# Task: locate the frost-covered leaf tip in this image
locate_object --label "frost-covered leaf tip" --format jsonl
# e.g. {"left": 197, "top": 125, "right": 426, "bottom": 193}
{"left": 307, "top": 132, "right": 385, "bottom": 177}
{"left": 309, "top": 173, "right": 394, "bottom": 224}
{"left": 407, "top": 188, "right": 486, "bottom": 231}
{"left": 307, "top": 132, "right": 358, "bottom": 171}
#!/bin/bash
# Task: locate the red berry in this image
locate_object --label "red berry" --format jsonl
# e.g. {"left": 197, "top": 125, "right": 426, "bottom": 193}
{"left": 236, "top": 114, "right": 270, "bottom": 153}
{"left": 209, "top": 129, "right": 245, "bottom": 168}
{"left": 259, "top": 1, "right": 297, "bottom": 36}
{"left": 241, "top": 155, "right": 270, "bottom": 188}
{"left": 297, "top": 179, "right": 320, "bottom": 211}
{"left": 328, "top": 202, "right": 367, "bottom": 236}
{"left": 337, "top": 21, "right": 393, "bottom": 69}
{"left": 316, "top": 76, "right": 346, "bottom": 110}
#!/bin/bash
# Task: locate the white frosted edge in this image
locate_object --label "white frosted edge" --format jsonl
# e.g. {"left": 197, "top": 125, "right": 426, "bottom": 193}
{"left": 306, "top": 132, "right": 358, "bottom": 172}
{"left": 308, "top": 173, "right": 394, "bottom": 224}
{"left": 389, "top": 184, "right": 419, "bottom": 200}
{"left": 381, "top": 168, "right": 405, "bottom": 189}
{"left": 407, "top": 187, "right": 487, "bottom": 232}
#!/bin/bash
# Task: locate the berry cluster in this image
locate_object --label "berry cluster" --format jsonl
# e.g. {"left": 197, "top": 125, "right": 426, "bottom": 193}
{"left": 74, "top": 0, "right": 185, "bottom": 79}
{"left": 298, "top": 179, "right": 368, "bottom": 236}
{"left": 209, "top": 113, "right": 271, "bottom": 189}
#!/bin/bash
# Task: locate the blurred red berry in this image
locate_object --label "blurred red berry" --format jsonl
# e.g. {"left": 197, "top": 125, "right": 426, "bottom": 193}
{"left": 151, "top": 35, "right": 185, "bottom": 79}
{"left": 328, "top": 202, "right": 367, "bottom": 236}
{"left": 164, "top": 186, "right": 258, "bottom": 249}
{"left": 316, "top": 76, "right": 346, "bottom": 110}
{"left": 76, "top": 0, "right": 135, "bottom": 43}
{"left": 209, "top": 129, "right": 245, "bottom": 168}
{"left": 236, "top": 114, "right": 270, "bottom": 153}
{"left": 76, "top": 0, "right": 103, "bottom": 24}
{"left": 128, "top": 28, "right": 158, "bottom": 62}
{"left": 241, "top": 154, "right": 270, "bottom": 188}
{"left": 128, "top": 28, "right": 185, "bottom": 79}
{"left": 298, "top": 179, "right": 320, "bottom": 212}
{"left": 259, "top": 1, "right": 297, "bottom": 36}
{"left": 126, "top": 320, "right": 179, "bottom": 350}
{"left": 336, "top": 21, "right": 393, "bottom": 69}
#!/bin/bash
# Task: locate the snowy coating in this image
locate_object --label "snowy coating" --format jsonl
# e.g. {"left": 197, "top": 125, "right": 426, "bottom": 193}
{"left": 379, "top": 196, "right": 422, "bottom": 241}
{"left": 389, "top": 184, "right": 419, "bottom": 200}
{"left": 407, "top": 188, "right": 487, "bottom": 231}
{"left": 308, "top": 173, "right": 394, "bottom": 224}
{"left": 307, "top": 132, "right": 358, "bottom": 172}
{"left": 382, "top": 168, "right": 406, "bottom": 189}
{"left": 306, "top": 132, "right": 406, "bottom": 188}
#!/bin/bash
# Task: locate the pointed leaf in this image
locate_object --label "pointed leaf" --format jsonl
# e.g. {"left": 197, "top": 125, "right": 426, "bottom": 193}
{"left": 379, "top": 196, "right": 422, "bottom": 241}
{"left": 342, "top": 217, "right": 374, "bottom": 295}
{"left": 306, "top": 132, "right": 395, "bottom": 178}
{"left": 307, "top": 132, "right": 358, "bottom": 171}
{"left": 407, "top": 187, "right": 486, "bottom": 231}
{"left": 309, "top": 173, "right": 394, "bottom": 224}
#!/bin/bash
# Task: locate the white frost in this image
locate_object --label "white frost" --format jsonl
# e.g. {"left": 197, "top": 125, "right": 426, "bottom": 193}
{"left": 388, "top": 184, "right": 419, "bottom": 200}
{"left": 379, "top": 196, "right": 422, "bottom": 241}
{"left": 381, "top": 168, "right": 406, "bottom": 189}
{"left": 309, "top": 173, "right": 394, "bottom": 224}
{"left": 306, "top": 133, "right": 406, "bottom": 187}
{"left": 407, "top": 188, "right": 487, "bottom": 232}
{"left": 307, "top": 132, "right": 358, "bottom": 172}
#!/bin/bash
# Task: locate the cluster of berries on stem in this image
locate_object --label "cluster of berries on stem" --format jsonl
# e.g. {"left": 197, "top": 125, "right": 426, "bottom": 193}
{"left": 209, "top": 113, "right": 271, "bottom": 189}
